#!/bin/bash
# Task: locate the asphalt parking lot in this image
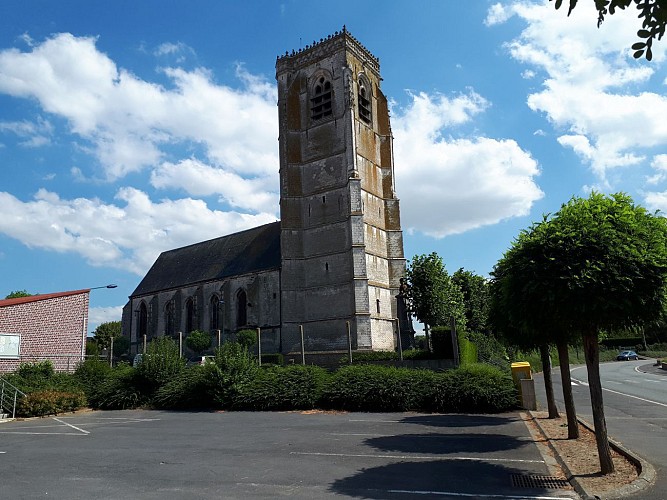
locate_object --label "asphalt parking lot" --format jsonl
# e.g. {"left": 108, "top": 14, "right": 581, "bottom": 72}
{"left": 0, "top": 410, "right": 578, "bottom": 499}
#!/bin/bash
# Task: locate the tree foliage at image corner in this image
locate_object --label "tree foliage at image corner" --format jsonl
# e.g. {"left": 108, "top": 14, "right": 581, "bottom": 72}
{"left": 552, "top": 0, "right": 667, "bottom": 60}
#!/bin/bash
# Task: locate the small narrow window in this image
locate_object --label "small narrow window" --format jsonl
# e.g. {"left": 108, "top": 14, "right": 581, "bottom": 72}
{"left": 185, "top": 298, "right": 195, "bottom": 333}
{"left": 308, "top": 204, "right": 311, "bottom": 217}
{"left": 165, "top": 301, "right": 175, "bottom": 336}
{"left": 325, "top": 262, "right": 329, "bottom": 271}
{"left": 138, "top": 302, "right": 148, "bottom": 339}
{"left": 358, "top": 79, "right": 372, "bottom": 124}
{"left": 311, "top": 76, "right": 332, "bottom": 120}
{"left": 376, "top": 299, "right": 381, "bottom": 314}
{"left": 322, "top": 195, "right": 326, "bottom": 204}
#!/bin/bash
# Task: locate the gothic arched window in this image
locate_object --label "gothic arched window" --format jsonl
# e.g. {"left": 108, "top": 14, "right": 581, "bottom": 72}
{"left": 138, "top": 302, "right": 148, "bottom": 339}
{"left": 358, "top": 76, "right": 372, "bottom": 124}
{"left": 311, "top": 76, "right": 332, "bottom": 121}
{"left": 185, "top": 298, "right": 195, "bottom": 333}
{"left": 210, "top": 295, "right": 220, "bottom": 332}
{"left": 165, "top": 301, "right": 175, "bottom": 336}
{"left": 236, "top": 289, "right": 247, "bottom": 329}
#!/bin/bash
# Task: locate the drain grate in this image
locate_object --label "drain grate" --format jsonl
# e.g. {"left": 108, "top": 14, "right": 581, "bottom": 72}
{"left": 511, "top": 474, "right": 570, "bottom": 489}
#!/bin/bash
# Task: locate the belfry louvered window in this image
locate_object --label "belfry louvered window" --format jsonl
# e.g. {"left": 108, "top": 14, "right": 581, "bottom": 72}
{"left": 311, "top": 77, "right": 332, "bottom": 121}
{"left": 358, "top": 78, "right": 371, "bottom": 124}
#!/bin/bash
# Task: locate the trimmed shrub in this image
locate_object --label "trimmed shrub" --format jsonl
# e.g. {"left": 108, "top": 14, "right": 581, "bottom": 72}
{"left": 234, "top": 365, "right": 329, "bottom": 410}
{"left": 321, "top": 365, "right": 436, "bottom": 412}
{"left": 88, "top": 364, "right": 146, "bottom": 410}
{"left": 430, "top": 364, "right": 517, "bottom": 413}
{"left": 74, "top": 358, "right": 112, "bottom": 398}
{"left": 152, "top": 365, "right": 213, "bottom": 410}
{"left": 203, "top": 342, "right": 258, "bottom": 408}
{"left": 17, "top": 390, "right": 86, "bottom": 417}
{"left": 186, "top": 330, "right": 212, "bottom": 355}
{"left": 236, "top": 329, "right": 257, "bottom": 349}
{"left": 7, "top": 361, "right": 82, "bottom": 394}
{"left": 136, "top": 337, "right": 185, "bottom": 393}
{"left": 458, "top": 332, "right": 478, "bottom": 366}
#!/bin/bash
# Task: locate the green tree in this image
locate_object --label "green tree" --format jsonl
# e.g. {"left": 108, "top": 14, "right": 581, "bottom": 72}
{"left": 93, "top": 321, "right": 122, "bottom": 351}
{"left": 5, "top": 290, "right": 32, "bottom": 299}
{"left": 552, "top": 0, "right": 666, "bottom": 60}
{"left": 452, "top": 268, "right": 490, "bottom": 334}
{"left": 491, "top": 238, "right": 575, "bottom": 427}
{"left": 492, "top": 192, "right": 667, "bottom": 474}
{"left": 407, "top": 253, "right": 466, "bottom": 349}
{"left": 186, "top": 330, "right": 212, "bottom": 355}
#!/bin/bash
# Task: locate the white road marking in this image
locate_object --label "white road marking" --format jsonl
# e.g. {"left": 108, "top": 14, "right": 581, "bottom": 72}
{"left": 53, "top": 417, "right": 90, "bottom": 434}
{"left": 572, "top": 378, "right": 667, "bottom": 408}
{"left": 290, "top": 451, "right": 544, "bottom": 464}
{"left": 0, "top": 431, "right": 85, "bottom": 435}
{"left": 348, "top": 419, "right": 400, "bottom": 423}
{"left": 387, "top": 489, "right": 571, "bottom": 499}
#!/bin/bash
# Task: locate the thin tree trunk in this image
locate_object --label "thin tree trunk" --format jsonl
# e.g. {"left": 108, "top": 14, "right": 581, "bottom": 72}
{"left": 556, "top": 340, "right": 579, "bottom": 439}
{"left": 540, "top": 344, "right": 559, "bottom": 419}
{"left": 583, "top": 331, "right": 614, "bottom": 474}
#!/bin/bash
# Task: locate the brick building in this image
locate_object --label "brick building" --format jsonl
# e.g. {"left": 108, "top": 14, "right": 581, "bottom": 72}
{"left": 0, "top": 290, "right": 90, "bottom": 373}
{"left": 122, "top": 29, "right": 414, "bottom": 355}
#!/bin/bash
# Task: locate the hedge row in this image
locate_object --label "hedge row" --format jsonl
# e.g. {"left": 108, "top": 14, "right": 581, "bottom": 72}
{"left": 7, "top": 340, "right": 518, "bottom": 417}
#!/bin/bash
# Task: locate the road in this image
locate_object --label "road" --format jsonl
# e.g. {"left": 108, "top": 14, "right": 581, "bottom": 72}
{"left": 534, "top": 359, "right": 667, "bottom": 499}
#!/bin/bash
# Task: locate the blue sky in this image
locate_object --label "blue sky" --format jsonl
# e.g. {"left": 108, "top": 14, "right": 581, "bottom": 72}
{"left": 1, "top": 1, "right": 666, "bottom": 334}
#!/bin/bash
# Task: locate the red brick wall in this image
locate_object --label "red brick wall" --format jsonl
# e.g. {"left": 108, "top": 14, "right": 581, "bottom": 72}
{"left": 0, "top": 291, "right": 89, "bottom": 373}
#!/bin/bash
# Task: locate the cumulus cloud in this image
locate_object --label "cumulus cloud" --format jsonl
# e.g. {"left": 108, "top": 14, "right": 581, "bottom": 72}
{"left": 393, "top": 91, "right": 543, "bottom": 237}
{"left": 491, "top": 1, "right": 667, "bottom": 183}
{"left": 0, "top": 33, "right": 278, "bottom": 183}
{"left": 485, "top": 3, "right": 516, "bottom": 26}
{"left": 0, "top": 188, "right": 276, "bottom": 275}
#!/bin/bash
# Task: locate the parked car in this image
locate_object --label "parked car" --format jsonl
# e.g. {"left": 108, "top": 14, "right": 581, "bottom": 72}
{"left": 617, "top": 350, "right": 639, "bottom": 361}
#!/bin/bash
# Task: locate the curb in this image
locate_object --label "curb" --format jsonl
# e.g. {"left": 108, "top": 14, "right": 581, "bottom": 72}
{"left": 577, "top": 417, "right": 656, "bottom": 500}
{"left": 529, "top": 412, "right": 656, "bottom": 500}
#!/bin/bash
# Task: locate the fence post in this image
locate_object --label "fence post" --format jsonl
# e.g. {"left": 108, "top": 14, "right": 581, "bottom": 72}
{"left": 346, "top": 321, "right": 352, "bottom": 364}
{"left": 257, "top": 327, "right": 262, "bottom": 366}
{"left": 109, "top": 337, "right": 114, "bottom": 368}
{"left": 396, "top": 318, "right": 403, "bottom": 361}
{"left": 216, "top": 329, "right": 221, "bottom": 348}
{"left": 450, "top": 316, "right": 460, "bottom": 368}
{"left": 178, "top": 331, "right": 183, "bottom": 358}
{"left": 143, "top": 334, "right": 147, "bottom": 354}
{"left": 300, "top": 324, "right": 305, "bottom": 365}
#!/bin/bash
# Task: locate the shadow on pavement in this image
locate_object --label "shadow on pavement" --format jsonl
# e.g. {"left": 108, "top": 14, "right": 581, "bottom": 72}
{"left": 329, "top": 459, "right": 555, "bottom": 499}
{"left": 399, "top": 413, "right": 519, "bottom": 428}
{"left": 364, "top": 432, "right": 531, "bottom": 455}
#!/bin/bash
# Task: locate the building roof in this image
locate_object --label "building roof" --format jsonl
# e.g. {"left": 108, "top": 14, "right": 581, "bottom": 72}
{"left": 130, "top": 221, "right": 281, "bottom": 297}
{"left": 0, "top": 289, "right": 90, "bottom": 308}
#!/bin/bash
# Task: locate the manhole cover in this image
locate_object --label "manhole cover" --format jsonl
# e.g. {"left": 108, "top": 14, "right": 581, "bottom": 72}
{"left": 511, "top": 474, "right": 570, "bottom": 489}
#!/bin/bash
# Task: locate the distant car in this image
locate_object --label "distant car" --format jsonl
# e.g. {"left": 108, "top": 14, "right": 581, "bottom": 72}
{"left": 617, "top": 350, "right": 639, "bottom": 361}
{"left": 187, "top": 355, "right": 213, "bottom": 366}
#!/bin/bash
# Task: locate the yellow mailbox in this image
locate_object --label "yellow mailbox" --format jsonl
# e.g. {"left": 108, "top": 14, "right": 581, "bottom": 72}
{"left": 511, "top": 361, "right": 532, "bottom": 387}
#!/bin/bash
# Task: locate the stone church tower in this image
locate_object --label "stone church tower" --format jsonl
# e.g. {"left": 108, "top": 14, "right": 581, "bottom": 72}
{"left": 277, "top": 28, "right": 407, "bottom": 352}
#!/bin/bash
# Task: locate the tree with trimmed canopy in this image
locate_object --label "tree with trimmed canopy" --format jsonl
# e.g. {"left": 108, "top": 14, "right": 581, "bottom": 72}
{"left": 492, "top": 192, "right": 667, "bottom": 473}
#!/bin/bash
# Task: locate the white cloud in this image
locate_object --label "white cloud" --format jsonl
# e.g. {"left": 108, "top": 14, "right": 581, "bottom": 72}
{"left": 0, "top": 33, "right": 278, "bottom": 182}
{"left": 647, "top": 155, "right": 667, "bottom": 183}
{"left": 150, "top": 158, "right": 278, "bottom": 214}
{"left": 494, "top": 1, "right": 667, "bottom": 183}
{"left": 485, "top": 3, "right": 515, "bottom": 26}
{"left": 393, "top": 91, "right": 543, "bottom": 237}
{"left": 0, "top": 188, "right": 276, "bottom": 275}
{"left": 0, "top": 117, "right": 53, "bottom": 147}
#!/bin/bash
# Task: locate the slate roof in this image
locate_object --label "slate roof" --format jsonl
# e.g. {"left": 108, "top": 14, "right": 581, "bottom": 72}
{"left": 131, "top": 221, "right": 281, "bottom": 297}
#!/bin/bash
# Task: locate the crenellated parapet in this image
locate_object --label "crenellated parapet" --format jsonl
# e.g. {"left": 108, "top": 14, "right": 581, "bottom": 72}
{"left": 276, "top": 26, "right": 380, "bottom": 79}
